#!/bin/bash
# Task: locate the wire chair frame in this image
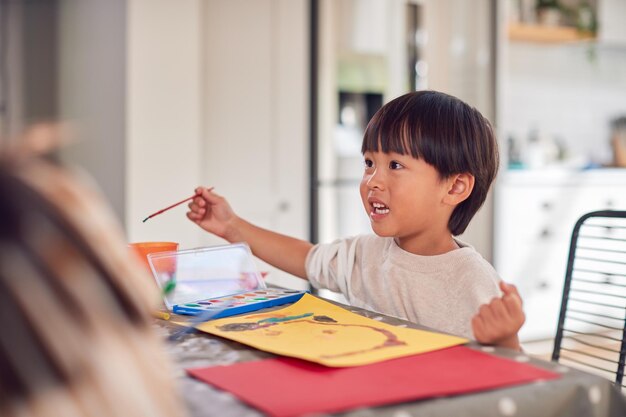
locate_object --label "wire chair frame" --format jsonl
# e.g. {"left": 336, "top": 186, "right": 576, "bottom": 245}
{"left": 552, "top": 210, "right": 626, "bottom": 388}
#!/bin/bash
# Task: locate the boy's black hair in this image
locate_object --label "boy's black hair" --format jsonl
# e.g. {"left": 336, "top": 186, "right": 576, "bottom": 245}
{"left": 361, "top": 90, "right": 499, "bottom": 236}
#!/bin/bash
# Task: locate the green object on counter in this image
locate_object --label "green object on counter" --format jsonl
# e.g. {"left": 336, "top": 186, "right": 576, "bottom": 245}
{"left": 162, "top": 280, "right": 176, "bottom": 295}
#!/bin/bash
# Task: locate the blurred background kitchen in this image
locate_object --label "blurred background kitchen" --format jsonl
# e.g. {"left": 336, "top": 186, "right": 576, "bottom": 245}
{"left": 1, "top": 0, "right": 625, "bottom": 354}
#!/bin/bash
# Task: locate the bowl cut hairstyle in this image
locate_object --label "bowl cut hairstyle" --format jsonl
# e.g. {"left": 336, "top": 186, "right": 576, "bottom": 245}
{"left": 361, "top": 90, "right": 499, "bottom": 235}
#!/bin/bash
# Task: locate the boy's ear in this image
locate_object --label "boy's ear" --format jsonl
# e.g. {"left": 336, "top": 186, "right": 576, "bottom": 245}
{"left": 443, "top": 173, "right": 475, "bottom": 206}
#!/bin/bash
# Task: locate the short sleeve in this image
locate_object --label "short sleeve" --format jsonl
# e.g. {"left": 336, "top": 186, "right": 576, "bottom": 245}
{"left": 305, "top": 236, "right": 361, "bottom": 296}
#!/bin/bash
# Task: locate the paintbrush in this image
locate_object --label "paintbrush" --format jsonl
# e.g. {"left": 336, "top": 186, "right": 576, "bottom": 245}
{"left": 142, "top": 187, "right": 213, "bottom": 223}
{"left": 160, "top": 278, "right": 223, "bottom": 341}
{"left": 168, "top": 308, "right": 225, "bottom": 342}
{"left": 142, "top": 195, "right": 196, "bottom": 223}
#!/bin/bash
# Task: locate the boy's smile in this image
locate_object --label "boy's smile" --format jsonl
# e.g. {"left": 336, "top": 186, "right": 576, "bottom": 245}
{"left": 368, "top": 198, "right": 390, "bottom": 220}
{"left": 360, "top": 151, "right": 457, "bottom": 255}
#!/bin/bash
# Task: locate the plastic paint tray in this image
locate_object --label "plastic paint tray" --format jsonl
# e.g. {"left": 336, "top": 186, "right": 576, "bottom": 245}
{"left": 147, "top": 243, "right": 307, "bottom": 318}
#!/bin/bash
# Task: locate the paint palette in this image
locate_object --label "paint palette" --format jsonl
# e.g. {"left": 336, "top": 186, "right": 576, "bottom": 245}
{"left": 147, "top": 243, "right": 307, "bottom": 319}
{"left": 170, "top": 288, "right": 307, "bottom": 318}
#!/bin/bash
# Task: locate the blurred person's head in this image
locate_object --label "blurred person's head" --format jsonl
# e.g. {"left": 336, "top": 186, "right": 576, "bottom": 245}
{"left": 0, "top": 129, "right": 184, "bottom": 417}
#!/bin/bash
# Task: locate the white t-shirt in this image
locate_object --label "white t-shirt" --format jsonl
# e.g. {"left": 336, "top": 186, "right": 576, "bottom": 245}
{"left": 305, "top": 234, "right": 501, "bottom": 339}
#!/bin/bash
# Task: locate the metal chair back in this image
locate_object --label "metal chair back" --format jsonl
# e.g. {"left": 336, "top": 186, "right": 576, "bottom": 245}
{"left": 552, "top": 210, "right": 626, "bottom": 388}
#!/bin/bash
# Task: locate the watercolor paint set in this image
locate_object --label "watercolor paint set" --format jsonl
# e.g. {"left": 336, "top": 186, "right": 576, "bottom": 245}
{"left": 170, "top": 288, "right": 306, "bottom": 317}
{"left": 147, "top": 243, "right": 307, "bottom": 319}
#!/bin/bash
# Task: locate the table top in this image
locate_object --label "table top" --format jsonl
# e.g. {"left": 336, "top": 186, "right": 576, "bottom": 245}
{"left": 157, "top": 300, "right": 626, "bottom": 417}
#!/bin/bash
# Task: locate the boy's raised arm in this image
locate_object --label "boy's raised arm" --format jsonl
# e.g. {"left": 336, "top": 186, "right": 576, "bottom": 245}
{"left": 186, "top": 187, "right": 313, "bottom": 279}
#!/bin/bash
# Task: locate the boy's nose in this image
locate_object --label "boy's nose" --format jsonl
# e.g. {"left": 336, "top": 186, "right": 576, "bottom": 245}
{"left": 366, "top": 170, "right": 385, "bottom": 190}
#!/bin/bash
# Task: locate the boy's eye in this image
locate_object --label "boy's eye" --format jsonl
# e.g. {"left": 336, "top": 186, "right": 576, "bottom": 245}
{"left": 364, "top": 159, "right": 373, "bottom": 168}
{"left": 389, "top": 161, "right": 403, "bottom": 170}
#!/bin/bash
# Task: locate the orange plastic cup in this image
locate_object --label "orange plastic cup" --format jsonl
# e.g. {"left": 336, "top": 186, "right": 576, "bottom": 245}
{"left": 129, "top": 241, "right": 179, "bottom": 272}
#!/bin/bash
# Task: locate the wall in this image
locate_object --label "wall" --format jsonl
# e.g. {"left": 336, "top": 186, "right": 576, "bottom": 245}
{"left": 59, "top": 0, "right": 204, "bottom": 247}
{"left": 57, "top": 0, "right": 127, "bottom": 221}
{"left": 126, "top": 0, "right": 203, "bottom": 248}
{"left": 502, "top": 43, "right": 626, "bottom": 165}
{"left": 57, "top": 0, "right": 309, "bottom": 286}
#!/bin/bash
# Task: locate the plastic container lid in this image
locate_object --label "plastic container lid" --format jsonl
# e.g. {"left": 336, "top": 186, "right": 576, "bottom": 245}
{"left": 147, "top": 242, "right": 264, "bottom": 309}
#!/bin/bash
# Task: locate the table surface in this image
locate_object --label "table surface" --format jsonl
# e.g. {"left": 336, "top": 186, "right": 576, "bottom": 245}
{"left": 157, "top": 300, "right": 626, "bottom": 417}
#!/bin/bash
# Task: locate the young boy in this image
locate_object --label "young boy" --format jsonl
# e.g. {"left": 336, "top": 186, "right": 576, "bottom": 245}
{"left": 187, "top": 90, "right": 525, "bottom": 350}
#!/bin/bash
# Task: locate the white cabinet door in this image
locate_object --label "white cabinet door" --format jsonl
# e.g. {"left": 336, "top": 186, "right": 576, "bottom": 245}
{"left": 202, "top": 0, "right": 309, "bottom": 290}
{"left": 494, "top": 171, "right": 626, "bottom": 341}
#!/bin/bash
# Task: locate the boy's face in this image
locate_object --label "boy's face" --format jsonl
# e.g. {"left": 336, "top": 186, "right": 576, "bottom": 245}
{"left": 360, "top": 151, "right": 454, "bottom": 250}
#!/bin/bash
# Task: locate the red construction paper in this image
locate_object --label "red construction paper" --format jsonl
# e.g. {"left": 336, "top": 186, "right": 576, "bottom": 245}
{"left": 187, "top": 346, "right": 559, "bottom": 417}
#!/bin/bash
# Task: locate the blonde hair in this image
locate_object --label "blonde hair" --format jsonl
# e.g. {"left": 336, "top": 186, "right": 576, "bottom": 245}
{"left": 0, "top": 155, "right": 185, "bottom": 417}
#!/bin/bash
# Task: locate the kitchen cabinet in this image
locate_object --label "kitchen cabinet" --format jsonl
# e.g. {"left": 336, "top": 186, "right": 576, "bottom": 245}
{"left": 493, "top": 169, "right": 626, "bottom": 341}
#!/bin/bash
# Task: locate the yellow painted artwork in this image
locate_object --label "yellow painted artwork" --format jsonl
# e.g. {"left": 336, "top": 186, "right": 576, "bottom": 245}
{"left": 195, "top": 294, "right": 468, "bottom": 367}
